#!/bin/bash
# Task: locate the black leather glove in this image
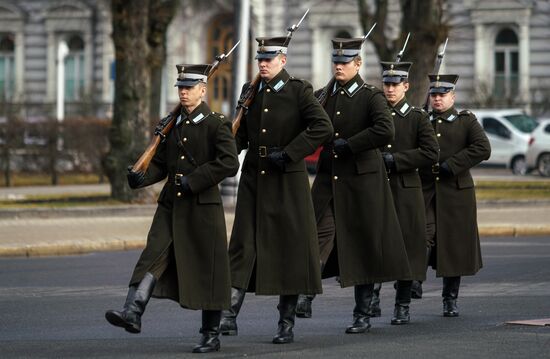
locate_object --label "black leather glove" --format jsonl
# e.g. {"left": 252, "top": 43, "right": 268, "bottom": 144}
{"left": 127, "top": 166, "right": 145, "bottom": 189}
{"left": 381, "top": 152, "right": 396, "bottom": 172}
{"left": 178, "top": 175, "right": 193, "bottom": 194}
{"left": 333, "top": 138, "right": 352, "bottom": 156}
{"left": 439, "top": 161, "right": 453, "bottom": 177}
{"left": 267, "top": 150, "right": 290, "bottom": 171}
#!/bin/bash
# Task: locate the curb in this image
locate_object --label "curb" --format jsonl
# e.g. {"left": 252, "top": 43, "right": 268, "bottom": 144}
{"left": 1, "top": 225, "right": 549, "bottom": 258}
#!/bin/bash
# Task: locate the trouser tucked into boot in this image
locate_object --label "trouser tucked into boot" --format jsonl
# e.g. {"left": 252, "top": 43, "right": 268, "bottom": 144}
{"left": 105, "top": 272, "right": 156, "bottom": 333}
{"left": 346, "top": 284, "right": 373, "bottom": 334}
{"left": 368, "top": 283, "right": 382, "bottom": 317}
{"left": 192, "top": 310, "right": 221, "bottom": 353}
{"left": 219, "top": 287, "right": 246, "bottom": 336}
{"left": 273, "top": 295, "right": 298, "bottom": 344}
{"left": 391, "top": 280, "right": 412, "bottom": 325}
{"left": 442, "top": 276, "right": 461, "bottom": 317}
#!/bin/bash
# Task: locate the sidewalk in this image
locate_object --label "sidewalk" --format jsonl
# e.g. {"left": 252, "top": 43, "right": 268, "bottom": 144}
{"left": 0, "top": 199, "right": 549, "bottom": 257}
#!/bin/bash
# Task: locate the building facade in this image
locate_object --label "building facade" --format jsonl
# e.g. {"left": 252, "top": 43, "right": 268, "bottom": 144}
{"left": 1, "top": 0, "right": 549, "bottom": 120}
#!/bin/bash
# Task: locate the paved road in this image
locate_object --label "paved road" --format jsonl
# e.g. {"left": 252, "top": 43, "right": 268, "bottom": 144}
{"left": 1, "top": 235, "right": 549, "bottom": 358}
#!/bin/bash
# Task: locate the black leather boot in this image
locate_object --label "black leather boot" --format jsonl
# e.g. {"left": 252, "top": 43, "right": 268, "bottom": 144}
{"left": 367, "top": 283, "right": 382, "bottom": 317}
{"left": 346, "top": 284, "right": 373, "bottom": 334}
{"left": 105, "top": 272, "right": 156, "bottom": 333}
{"left": 442, "top": 276, "right": 460, "bottom": 317}
{"left": 391, "top": 280, "right": 411, "bottom": 325}
{"left": 272, "top": 295, "right": 298, "bottom": 344}
{"left": 219, "top": 287, "right": 246, "bottom": 335}
{"left": 411, "top": 280, "right": 423, "bottom": 299}
{"left": 296, "top": 294, "right": 315, "bottom": 318}
{"left": 192, "top": 310, "right": 221, "bottom": 353}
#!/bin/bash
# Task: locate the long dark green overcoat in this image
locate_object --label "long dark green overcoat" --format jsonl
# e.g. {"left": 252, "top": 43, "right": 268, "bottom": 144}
{"left": 419, "top": 107, "right": 491, "bottom": 277}
{"left": 130, "top": 102, "right": 239, "bottom": 310}
{"left": 383, "top": 97, "right": 439, "bottom": 280}
{"left": 311, "top": 73, "right": 411, "bottom": 287}
{"left": 229, "top": 68, "right": 333, "bottom": 295}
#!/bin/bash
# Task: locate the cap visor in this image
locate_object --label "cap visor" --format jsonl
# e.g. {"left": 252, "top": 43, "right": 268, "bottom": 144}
{"left": 383, "top": 76, "right": 405, "bottom": 84}
{"left": 332, "top": 56, "right": 355, "bottom": 63}
{"left": 175, "top": 79, "right": 202, "bottom": 87}
{"left": 429, "top": 87, "right": 452, "bottom": 94}
{"left": 255, "top": 52, "right": 279, "bottom": 60}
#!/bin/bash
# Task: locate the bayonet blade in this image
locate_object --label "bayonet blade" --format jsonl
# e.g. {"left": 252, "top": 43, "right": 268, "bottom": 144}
{"left": 438, "top": 37, "right": 448, "bottom": 58}
{"left": 362, "top": 22, "right": 377, "bottom": 42}
{"left": 287, "top": 8, "right": 310, "bottom": 35}
{"left": 396, "top": 32, "right": 411, "bottom": 62}
{"left": 225, "top": 40, "right": 241, "bottom": 58}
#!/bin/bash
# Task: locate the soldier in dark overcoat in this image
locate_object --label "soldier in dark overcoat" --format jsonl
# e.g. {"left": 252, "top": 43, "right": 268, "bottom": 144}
{"left": 366, "top": 61, "right": 439, "bottom": 325}
{"left": 295, "top": 38, "right": 411, "bottom": 334}
{"left": 219, "top": 36, "right": 333, "bottom": 344}
{"left": 105, "top": 64, "right": 239, "bottom": 353}
{"left": 419, "top": 73, "right": 491, "bottom": 317}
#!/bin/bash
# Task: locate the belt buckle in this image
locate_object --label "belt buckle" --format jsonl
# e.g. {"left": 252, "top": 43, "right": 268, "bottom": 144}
{"left": 174, "top": 173, "right": 183, "bottom": 186}
{"left": 432, "top": 163, "right": 440, "bottom": 174}
{"left": 259, "top": 146, "right": 267, "bottom": 157}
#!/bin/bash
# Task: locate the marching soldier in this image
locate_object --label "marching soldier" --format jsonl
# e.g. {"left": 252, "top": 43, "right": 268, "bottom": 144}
{"left": 295, "top": 37, "right": 411, "bottom": 334}
{"left": 367, "top": 61, "right": 439, "bottom": 324}
{"left": 105, "top": 64, "right": 239, "bottom": 353}
{"left": 219, "top": 36, "right": 333, "bottom": 343}
{"left": 419, "top": 73, "right": 491, "bottom": 317}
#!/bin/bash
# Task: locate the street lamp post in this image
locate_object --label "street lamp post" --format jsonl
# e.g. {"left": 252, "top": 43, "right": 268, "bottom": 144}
{"left": 51, "top": 41, "right": 69, "bottom": 185}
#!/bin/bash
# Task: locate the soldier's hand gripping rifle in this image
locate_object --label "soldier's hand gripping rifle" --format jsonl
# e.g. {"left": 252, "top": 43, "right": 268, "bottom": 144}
{"left": 422, "top": 37, "right": 448, "bottom": 112}
{"left": 315, "top": 23, "right": 377, "bottom": 106}
{"left": 130, "top": 41, "right": 240, "bottom": 174}
{"left": 231, "top": 9, "right": 310, "bottom": 135}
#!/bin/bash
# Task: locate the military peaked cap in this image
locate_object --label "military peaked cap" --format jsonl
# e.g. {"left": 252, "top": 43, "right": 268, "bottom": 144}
{"left": 428, "top": 74, "right": 459, "bottom": 94}
{"left": 174, "top": 64, "right": 212, "bottom": 87}
{"left": 255, "top": 36, "right": 289, "bottom": 59}
{"left": 332, "top": 38, "right": 364, "bottom": 63}
{"left": 381, "top": 62, "right": 412, "bottom": 83}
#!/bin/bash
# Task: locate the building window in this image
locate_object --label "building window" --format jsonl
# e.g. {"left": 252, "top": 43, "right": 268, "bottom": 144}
{"left": 65, "top": 35, "right": 85, "bottom": 101}
{"left": 493, "top": 28, "right": 519, "bottom": 99}
{"left": 0, "top": 34, "right": 15, "bottom": 100}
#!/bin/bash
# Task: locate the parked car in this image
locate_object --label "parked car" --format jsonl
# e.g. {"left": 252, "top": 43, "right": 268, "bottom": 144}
{"left": 526, "top": 119, "right": 550, "bottom": 177}
{"left": 469, "top": 109, "right": 538, "bottom": 175}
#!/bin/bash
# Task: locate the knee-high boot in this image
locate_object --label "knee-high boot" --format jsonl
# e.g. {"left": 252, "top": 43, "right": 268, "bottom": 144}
{"left": 105, "top": 272, "right": 156, "bottom": 333}
{"left": 346, "top": 283, "right": 373, "bottom": 334}
{"left": 391, "top": 280, "right": 411, "bottom": 325}
{"left": 296, "top": 294, "right": 315, "bottom": 318}
{"left": 192, "top": 310, "right": 221, "bottom": 353}
{"left": 367, "top": 283, "right": 382, "bottom": 317}
{"left": 219, "top": 287, "right": 246, "bottom": 335}
{"left": 272, "top": 295, "right": 298, "bottom": 344}
{"left": 442, "top": 276, "right": 460, "bottom": 317}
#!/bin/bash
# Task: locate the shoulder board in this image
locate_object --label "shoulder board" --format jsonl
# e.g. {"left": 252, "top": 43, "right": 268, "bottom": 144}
{"left": 411, "top": 106, "right": 428, "bottom": 116}
{"left": 210, "top": 111, "right": 228, "bottom": 123}
{"left": 459, "top": 110, "right": 477, "bottom": 119}
{"left": 289, "top": 76, "right": 305, "bottom": 83}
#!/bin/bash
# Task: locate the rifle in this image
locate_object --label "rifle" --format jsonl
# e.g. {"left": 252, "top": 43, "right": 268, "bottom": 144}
{"left": 423, "top": 37, "right": 448, "bottom": 112}
{"left": 315, "top": 23, "right": 377, "bottom": 106}
{"left": 131, "top": 41, "right": 240, "bottom": 173}
{"left": 395, "top": 32, "right": 410, "bottom": 63}
{"left": 231, "top": 8, "right": 310, "bottom": 135}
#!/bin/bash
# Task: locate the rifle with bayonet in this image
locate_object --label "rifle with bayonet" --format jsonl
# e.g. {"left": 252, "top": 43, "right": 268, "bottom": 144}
{"left": 423, "top": 37, "right": 448, "bottom": 112}
{"left": 130, "top": 41, "right": 240, "bottom": 174}
{"left": 315, "top": 22, "right": 377, "bottom": 106}
{"left": 232, "top": 9, "right": 310, "bottom": 135}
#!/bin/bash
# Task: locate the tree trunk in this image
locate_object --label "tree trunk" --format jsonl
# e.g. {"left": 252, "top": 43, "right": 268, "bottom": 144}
{"left": 148, "top": 0, "right": 178, "bottom": 122}
{"left": 357, "top": 0, "right": 449, "bottom": 107}
{"left": 104, "top": 1, "right": 153, "bottom": 202}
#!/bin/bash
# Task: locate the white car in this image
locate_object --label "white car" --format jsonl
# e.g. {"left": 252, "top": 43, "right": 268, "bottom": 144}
{"left": 469, "top": 109, "right": 538, "bottom": 175}
{"left": 526, "top": 119, "right": 550, "bottom": 177}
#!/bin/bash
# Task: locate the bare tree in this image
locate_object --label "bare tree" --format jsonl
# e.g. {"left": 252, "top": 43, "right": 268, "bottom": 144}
{"left": 104, "top": 0, "right": 179, "bottom": 202}
{"left": 357, "top": 0, "right": 449, "bottom": 106}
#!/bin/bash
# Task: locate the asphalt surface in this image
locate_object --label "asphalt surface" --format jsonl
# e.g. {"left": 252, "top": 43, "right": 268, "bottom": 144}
{"left": 1, "top": 235, "right": 549, "bottom": 358}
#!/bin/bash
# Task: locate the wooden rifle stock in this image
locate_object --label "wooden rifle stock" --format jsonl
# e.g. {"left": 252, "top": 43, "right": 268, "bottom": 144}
{"left": 232, "top": 73, "right": 261, "bottom": 136}
{"left": 131, "top": 42, "right": 240, "bottom": 173}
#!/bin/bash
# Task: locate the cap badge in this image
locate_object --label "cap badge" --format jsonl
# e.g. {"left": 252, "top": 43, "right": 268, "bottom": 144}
{"left": 259, "top": 39, "right": 265, "bottom": 52}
